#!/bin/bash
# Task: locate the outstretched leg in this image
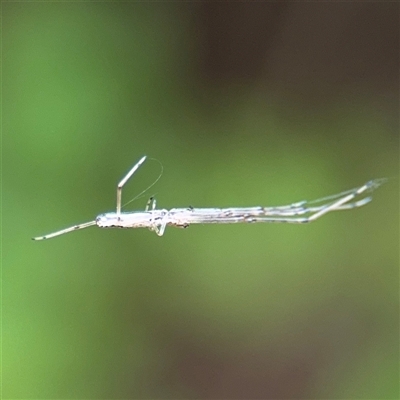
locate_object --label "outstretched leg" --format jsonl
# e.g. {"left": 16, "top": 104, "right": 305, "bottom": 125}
{"left": 306, "top": 179, "right": 386, "bottom": 222}
{"left": 32, "top": 220, "right": 96, "bottom": 240}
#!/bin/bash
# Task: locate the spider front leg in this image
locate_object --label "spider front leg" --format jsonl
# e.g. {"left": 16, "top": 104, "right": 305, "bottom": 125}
{"left": 145, "top": 196, "right": 166, "bottom": 236}
{"left": 145, "top": 196, "right": 156, "bottom": 212}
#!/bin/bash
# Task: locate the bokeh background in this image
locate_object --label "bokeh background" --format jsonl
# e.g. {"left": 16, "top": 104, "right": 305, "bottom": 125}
{"left": 3, "top": 2, "right": 399, "bottom": 399}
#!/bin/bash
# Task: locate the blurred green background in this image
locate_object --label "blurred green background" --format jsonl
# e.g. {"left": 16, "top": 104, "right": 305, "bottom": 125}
{"left": 3, "top": 2, "right": 399, "bottom": 399}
